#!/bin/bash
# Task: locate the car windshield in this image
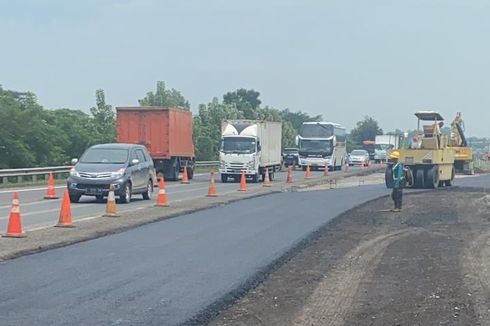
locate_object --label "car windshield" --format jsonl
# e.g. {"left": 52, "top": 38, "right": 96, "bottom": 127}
{"left": 80, "top": 148, "right": 129, "bottom": 164}
{"left": 351, "top": 150, "right": 366, "bottom": 155}
{"left": 221, "top": 137, "right": 256, "bottom": 154}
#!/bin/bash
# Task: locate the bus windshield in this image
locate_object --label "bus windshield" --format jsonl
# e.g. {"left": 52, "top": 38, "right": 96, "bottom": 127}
{"left": 299, "top": 139, "right": 333, "bottom": 155}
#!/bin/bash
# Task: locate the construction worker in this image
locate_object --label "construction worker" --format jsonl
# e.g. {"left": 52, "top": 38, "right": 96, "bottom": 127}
{"left": 390, "top": 151, "right": 404, "bottom": 212}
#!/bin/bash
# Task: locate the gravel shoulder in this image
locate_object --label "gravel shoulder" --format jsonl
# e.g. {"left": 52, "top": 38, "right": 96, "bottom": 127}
{"left": 210, "top": 189, "right": 490, "bottom": 326}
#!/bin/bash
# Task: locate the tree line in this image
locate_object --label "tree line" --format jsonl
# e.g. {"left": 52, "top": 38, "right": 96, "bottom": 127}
{"left": 0, "top": 82, "right": 325, "bottom": 168}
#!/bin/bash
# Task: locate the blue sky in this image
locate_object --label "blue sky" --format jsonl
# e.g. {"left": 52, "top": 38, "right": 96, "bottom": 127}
{"left": 1, "top": 0, "right": 489, "bottom": 136}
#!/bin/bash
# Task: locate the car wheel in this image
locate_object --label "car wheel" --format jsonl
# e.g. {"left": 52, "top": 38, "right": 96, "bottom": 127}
{"left": 69, "top": 193, "right": 81, "bottom": 203}
{"left": 142, "top": 180, "right": 153, "bottom": 200}
{"left": 120, "top": 182, "right": 132, "bottom": 204}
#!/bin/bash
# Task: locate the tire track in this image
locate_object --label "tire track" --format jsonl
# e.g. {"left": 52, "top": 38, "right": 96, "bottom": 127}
{"left": 292, "top": 228, "right": 422, "bottom": 326}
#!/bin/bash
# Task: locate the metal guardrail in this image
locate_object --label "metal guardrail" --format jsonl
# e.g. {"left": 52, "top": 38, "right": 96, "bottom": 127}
{"left": 0, "top": 161, "right": 220, "bottom": 184}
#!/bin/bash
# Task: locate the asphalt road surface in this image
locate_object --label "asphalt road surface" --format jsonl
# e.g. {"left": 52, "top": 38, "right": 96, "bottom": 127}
{"left": 1, "top": 180, "right": 385, "bottom": 326}
{"left": 0, "top": 173, "right": 487, "bottom": 326}
{"left": 0, "top": 167, "right": 355, "bottom": 231}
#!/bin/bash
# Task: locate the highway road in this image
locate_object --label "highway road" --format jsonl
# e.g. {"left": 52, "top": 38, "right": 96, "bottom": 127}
{"left": 0, "top": 174, "right": 488, "bottom": 325}
{"left": 0, "top": 167, "right": 359, "bottom": 231}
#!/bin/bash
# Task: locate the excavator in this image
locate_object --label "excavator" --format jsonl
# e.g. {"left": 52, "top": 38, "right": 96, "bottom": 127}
{"left": 449, "top": 112, "right": 474, "bottom": 174}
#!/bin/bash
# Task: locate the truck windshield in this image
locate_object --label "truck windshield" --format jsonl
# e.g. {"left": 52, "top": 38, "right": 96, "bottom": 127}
{"left": 221, "top": 137, "right": 256, "bottom": 154}
{"left": 299, "top": 139, "right": 333, "bottom": 154}
{"left": 80, "top": 148, "right": 129, "bottom": 164}
{"left": 300, "top": 124, "right": 334, "bottom": 138}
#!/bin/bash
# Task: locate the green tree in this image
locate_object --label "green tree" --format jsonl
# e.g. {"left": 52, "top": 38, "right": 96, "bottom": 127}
{"left": 90, "top": 89, "right": 116, "bottom": 144}
{"left": 349, "top": 116, "right": 383, "bottom": 149}
{"left": 139, "top": 81, "right": 190, "bottom": 109}
{"left": 223, "top": 88, "right": 261, "bottom": 119}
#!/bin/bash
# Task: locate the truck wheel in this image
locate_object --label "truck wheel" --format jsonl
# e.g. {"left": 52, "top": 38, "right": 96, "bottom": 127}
{"left": 221, "top": 174, "right": 228, "bottom": 183}
{"left": 445, "top": 166, "right": 455, "bottom": 186}
{"left": 119, "top": 182, "right": 132, "bottom": 204}
{"left": 415, "top": 169, "right": 425, "bottom": 188}
{"left": 186, "top": 166, "right": 194, "bottom": 180}
{"left": 170, "top": 164, "right": 179, "bottom": 181}
{"left": 426, "top": 165, "right": 439, "bottom": 189}
{"left": 142, "top": 180, "right": 153, "bottom": 200}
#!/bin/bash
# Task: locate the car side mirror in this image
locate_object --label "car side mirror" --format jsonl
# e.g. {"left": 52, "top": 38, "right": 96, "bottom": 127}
{"left": 131, "top": 159, "right": 140, "bottom": 166}
{"left": 71, "top": 158, "right": 78, "bottom": 165}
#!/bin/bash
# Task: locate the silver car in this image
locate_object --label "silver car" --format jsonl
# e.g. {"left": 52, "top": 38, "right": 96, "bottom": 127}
{"left": 348, "top": 149, "right": 370, "bottom": 167}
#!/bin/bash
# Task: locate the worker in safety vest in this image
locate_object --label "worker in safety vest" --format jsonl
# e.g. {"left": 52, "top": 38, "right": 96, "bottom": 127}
{"left": 390, "top": 151, "right": 404, "bottom": 212}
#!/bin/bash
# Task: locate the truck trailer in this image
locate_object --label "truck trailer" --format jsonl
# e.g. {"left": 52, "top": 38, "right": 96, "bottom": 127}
{"left": 116, "top": 107, "right": 195, "bottom": 181}
{"left": 219, "top": 120, "right": 282, "bottom": 183}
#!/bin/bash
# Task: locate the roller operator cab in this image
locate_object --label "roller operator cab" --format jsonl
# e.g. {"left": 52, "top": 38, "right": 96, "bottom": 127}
{"left": 219, "top": 120, "right": 282, "bottom": 183}
{"left": 385, "top": 111, "right": 455, "bottom": 189}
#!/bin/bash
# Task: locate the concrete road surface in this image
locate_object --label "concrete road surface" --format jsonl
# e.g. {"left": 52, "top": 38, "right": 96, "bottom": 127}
{"left": 0, "top": 173, "right": 487, "bottom": 326}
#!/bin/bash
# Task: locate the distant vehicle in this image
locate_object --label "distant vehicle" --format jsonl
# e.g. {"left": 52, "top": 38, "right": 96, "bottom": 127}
{"left": 348, "top": 149, "right": 370, "bottom": 166}
{"left": 283, "top": 148, "right": 299, "bottom": 167}
{"left": 362, "top": 140, "right": 376, "bottom": 161}
{"left": 374, "top": 135, "right": 400, "bottom": 163}
{"left": 219, "top": 120, "right": 282, "bottom": 183}
{"left": 297, "top": 122, "right": 347, "bottom": 171}
{"left": 67, "top": 143, "right": 154, "bottom": 204}
{"left": 116, "top": 107, "right": 195, "bottom": 181}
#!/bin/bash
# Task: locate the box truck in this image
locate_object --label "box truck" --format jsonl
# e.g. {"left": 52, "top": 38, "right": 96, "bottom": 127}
{"left": 116, "top": 107, "right": 195, "bottom": 181}
{"left": 374, "top": 134, "right": 400, "bottom": 163}
{"left": 219, "top": 120, "right": 282, "bottom": 183}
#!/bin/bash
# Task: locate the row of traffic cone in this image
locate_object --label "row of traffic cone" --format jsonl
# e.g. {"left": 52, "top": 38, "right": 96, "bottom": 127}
{"left": 3, "top": 189, "right": 75, "bottom": 238}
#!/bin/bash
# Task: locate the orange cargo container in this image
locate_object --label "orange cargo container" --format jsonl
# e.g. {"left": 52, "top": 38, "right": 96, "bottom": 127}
{"left": 116, "top": 107, "right": 195, "bottom": 181}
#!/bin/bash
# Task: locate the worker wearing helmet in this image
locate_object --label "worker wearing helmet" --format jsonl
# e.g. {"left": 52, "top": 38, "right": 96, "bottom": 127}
{"left": 390, "top": 151, "right": 404, "bottom": 212}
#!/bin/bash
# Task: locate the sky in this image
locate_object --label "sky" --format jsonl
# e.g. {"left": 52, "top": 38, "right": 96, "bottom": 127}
{"left": 1, "top": 0, "right": 489, "bottom": 137}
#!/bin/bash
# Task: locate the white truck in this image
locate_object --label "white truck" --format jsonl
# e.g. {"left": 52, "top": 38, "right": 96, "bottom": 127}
{"left": 219, "top": 120, "right": 282, "bottom": 183}
{"left": 374, "top": 134, "right": 400, "bottom": 163}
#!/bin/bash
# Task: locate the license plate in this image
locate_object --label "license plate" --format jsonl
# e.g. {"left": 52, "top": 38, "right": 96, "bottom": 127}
{"left": 87, "top": 188, "right": 102, "bottom": 194}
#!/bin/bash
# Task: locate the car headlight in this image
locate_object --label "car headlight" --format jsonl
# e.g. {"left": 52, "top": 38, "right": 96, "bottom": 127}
{"left": 70, "top": 167, "right": 80, "bottom": 177}
{"left": 111, "top": 168, "right": 126, "bottom": 178}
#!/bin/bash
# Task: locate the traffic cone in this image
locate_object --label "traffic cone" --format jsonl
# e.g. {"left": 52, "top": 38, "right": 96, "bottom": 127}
{"left": 324, "top": 162, "right": 329, "bottom": 177}
{"left": 155, "top": 177, "right": 169, "bottom": 207}
{"left": 55, "top": 189, "right": 75, "bottom": 228}
{"left": 287, "top": 166, "right": 293, "bottom": 183}
{"left": 207, "top": 171, "right": 217, "bottom": 197}
{"left": 103, "top": 185, "right": 119, "bottom": 217}
{"left": 181, "top": 166, "right": 190, "bottom": 184}
{"left": 44, "top": 172, "right": 59, "bottom": 199}
{"left": 263, "top": 169, "right": 272, "bottom": 187}
{"left": 344, "top": 162, "right": 350, "bottom": 173}
{"left": 304, "top": 165, "right": 312, "bottom": 179}
{"left": 3, "top": 192, "right": 25, "bottom": 238}
{"left": 238, "top": 171, "right": 247, "bottom": 192}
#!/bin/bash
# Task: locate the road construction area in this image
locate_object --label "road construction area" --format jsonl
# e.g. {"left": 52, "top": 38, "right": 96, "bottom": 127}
{"left": 0, "top": 172, "right": 487, "bottom": 326}
{"left": 211, "top": 176, "right": 490, "bottom": 326}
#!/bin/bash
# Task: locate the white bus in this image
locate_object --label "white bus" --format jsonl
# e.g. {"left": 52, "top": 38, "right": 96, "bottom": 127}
{"left": 297, "top": 122, "right": 347, "bottom": 171}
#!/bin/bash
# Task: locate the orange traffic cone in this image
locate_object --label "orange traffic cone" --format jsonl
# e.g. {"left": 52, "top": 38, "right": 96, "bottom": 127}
{"left": 207, "top": 171, "right": 218, "bottom": 197}
{"left": 324, "top": 162, "right": 329, "bottom": 177}
{"left": 44, "top": 172, "right": 59, "bottom": 199}
{"left": 304, "top": 165, "right": 312, "bottom": 179}
{"left": 287, "top": 166, "right": 293, "bottom": 183}
{"left": 103, "top": 185, "right": 119, "bottom": 217}
{"left": 55, "top": 189, "right": 75, "bottom": 228}
{"left": 3, "top": 192, "right": 25, "bottom": 238}
{"left": 155, "top": 177, "right": 169, "bottom": 207}
{"left": 263, "top": 169, "right": 272, "bottom": 187}
{"left": 238, "top": 171, "right": 247, "bottom": 192}
{"left": 181, "top": 166, "right": 190, "bottom": 184}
